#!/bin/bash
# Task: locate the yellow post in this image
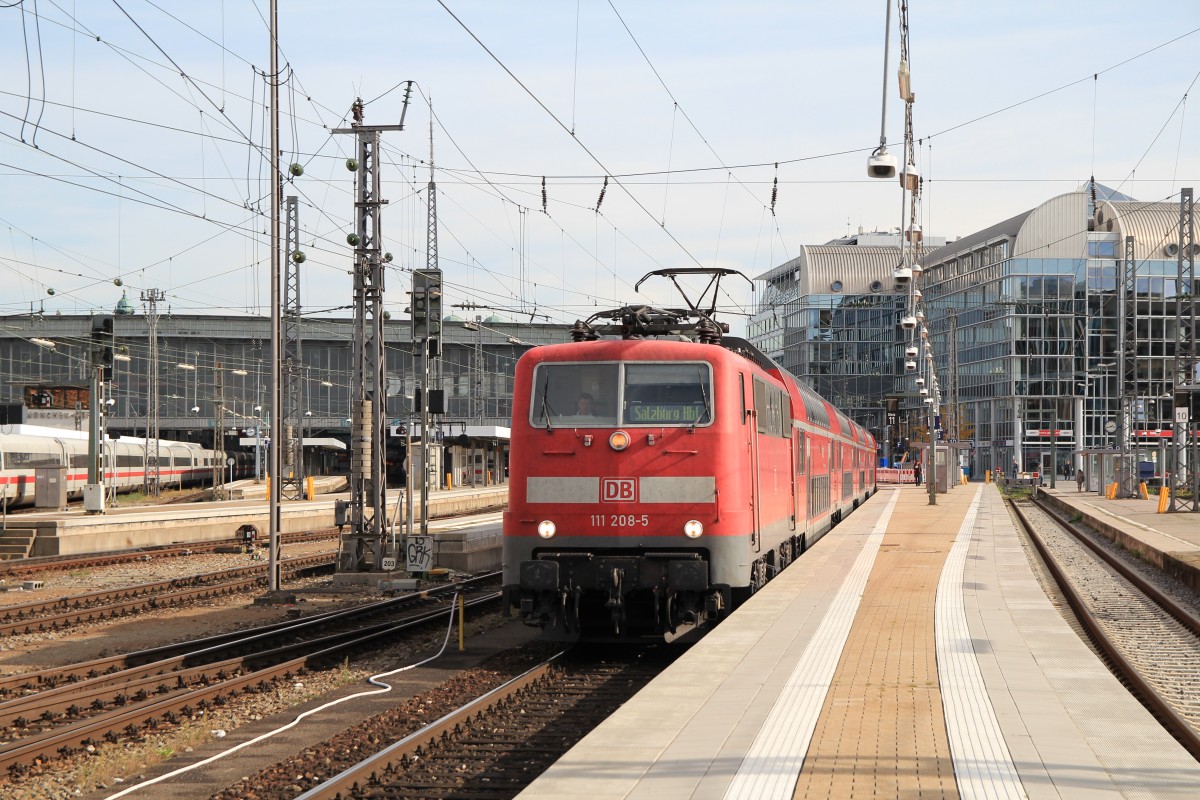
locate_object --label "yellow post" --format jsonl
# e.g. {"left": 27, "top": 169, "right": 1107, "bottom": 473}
{"left": 1158, "top": 486, "right": 1171, "bottom": 513}
{"left": 446, "top": 472, "right": 453, "bottom": 489}
{"left": 458, "top": 591, "right": 465, "bottom": 652}
{"left": 985, "top": 469, "right": 991, "bottom": 484}
{"left": 266, "top": 475, "right": 270, "bottom": 500}
{"left": 1139, "top": 481, "right": 1148, "bottom": 500}
{"left": 306, "top": 476, "right": 315, "bottom": 500}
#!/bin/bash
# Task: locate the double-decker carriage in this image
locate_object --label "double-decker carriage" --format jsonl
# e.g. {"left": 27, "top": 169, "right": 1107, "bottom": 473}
{"left": 503, "top": 269, "right": 876, "bottom": 641}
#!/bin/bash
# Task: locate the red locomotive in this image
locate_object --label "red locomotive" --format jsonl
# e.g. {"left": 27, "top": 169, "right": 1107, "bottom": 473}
{"left": 502, "top": 269, "right": 877, "bottom": 641}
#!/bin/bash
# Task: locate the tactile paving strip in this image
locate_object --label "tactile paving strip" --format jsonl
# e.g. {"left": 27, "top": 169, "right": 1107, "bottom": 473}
{"left": 789, "top": 487, "right": 979, "bottom": 800}
{"left": 722, "top": 490, "right": 900, "bottom": 800}
{"left": 935, "top": 487, "right": 1024, "bottom": 799}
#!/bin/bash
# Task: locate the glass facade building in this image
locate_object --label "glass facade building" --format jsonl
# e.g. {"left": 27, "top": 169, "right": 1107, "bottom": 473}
{"left": 749, "top": 188, "right": 1194, "bottom": 481}
{"left": 922, "top": 187, "right": 1191, "bottom": 479}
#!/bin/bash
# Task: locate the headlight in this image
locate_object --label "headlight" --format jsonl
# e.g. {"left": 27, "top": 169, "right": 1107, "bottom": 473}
{"left": 683, "top": 519, "right": 704, "bottom": 538}
{"left": 609, "top": 430, "right": 630, "bottom": 451}
{"left": 537, "top": 520, "right": 557, "bottom": 539}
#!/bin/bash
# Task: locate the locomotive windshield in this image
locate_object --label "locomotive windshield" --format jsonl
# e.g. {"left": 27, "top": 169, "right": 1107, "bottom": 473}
{"left": 530, "top": 361, "right": 712, "bottom": 428}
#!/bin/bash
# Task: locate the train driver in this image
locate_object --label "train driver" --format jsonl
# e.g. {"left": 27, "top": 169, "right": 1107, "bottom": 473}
{"left": 576, "top": 392, "right": 595, "bottom": 415}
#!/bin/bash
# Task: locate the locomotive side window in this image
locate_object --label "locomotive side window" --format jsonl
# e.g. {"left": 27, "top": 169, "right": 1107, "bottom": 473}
{"left": 530, "top": 363, "right": 620, "bottom": 427}
{"left": 751, "top": 377, "right": 789, "bottom": 438}
{"left": 622, "top": 363, "right": 712, "bottom": 426}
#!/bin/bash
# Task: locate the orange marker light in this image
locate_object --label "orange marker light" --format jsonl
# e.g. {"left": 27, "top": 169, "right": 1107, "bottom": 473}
{"left": 609, "top": 430, "right": 630, "bottom": 451}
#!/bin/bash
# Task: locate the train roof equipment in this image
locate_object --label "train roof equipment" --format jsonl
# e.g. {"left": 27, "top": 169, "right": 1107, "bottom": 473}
{"left": 569, "top": 267, "right": 752, "bottom": 344}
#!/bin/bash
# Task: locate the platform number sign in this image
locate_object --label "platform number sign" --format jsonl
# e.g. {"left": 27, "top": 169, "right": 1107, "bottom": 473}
{"left": 405, "top": 535, "right": 434, "bottom": 572}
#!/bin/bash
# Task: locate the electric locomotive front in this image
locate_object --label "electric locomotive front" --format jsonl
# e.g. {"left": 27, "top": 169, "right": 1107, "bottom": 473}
{"left": 503, "top": 338, "right": 753, "bottom": 641}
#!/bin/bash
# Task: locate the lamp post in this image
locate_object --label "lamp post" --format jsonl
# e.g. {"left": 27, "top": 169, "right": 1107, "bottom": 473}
{"left": 303, "top": 409, "right": 313, "bottom": 482}
{"left": 253, "top": 405, "right": 263, "bottom": 481}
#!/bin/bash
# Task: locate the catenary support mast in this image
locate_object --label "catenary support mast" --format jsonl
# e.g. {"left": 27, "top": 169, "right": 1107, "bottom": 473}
{"left": 333, "top": 93, "right": 411, "bottom": 570}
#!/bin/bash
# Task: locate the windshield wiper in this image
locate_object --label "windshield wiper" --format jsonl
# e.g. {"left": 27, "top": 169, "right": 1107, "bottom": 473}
{"left": 694, "top": 367, "right": 712, "bottom": 429}
{"left": 540, "top": 379, "right": 557, "bottom": 432}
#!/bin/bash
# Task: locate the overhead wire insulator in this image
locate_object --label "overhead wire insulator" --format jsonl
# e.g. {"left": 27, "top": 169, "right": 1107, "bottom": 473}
{"left": 541, "top": 176, "right": 547, "bottom": 214}
{"left": 595, "top": 175, "right": 608, "bottom": 213}
{"left": 769, "top": 163, "right": 779, "bottom": 217}
{"left": 898, "top": 59, "right": 913, "bottom": 102}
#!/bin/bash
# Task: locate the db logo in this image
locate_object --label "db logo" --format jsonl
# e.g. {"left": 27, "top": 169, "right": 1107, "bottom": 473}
{"left": 601, "top": 478, "right": 637, "bottom": 503}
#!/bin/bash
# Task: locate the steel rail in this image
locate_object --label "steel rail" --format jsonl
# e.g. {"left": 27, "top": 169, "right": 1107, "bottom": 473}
{"left": 0, "top": 572, "right": 500, "bottom": 695}
{"left": 1031, "top": 496, "right": 1200, "bottom": 639}
{"left": 295, "top": 653, "right": 563, "bottom": 800}
{"left": 0, "top": 553, "right": 335, "bottom": 635}
{"left": 0, "top": 598, "right": 466, "bottom": 729}
{"left": 1009, "top": 499, "right": 1200, "bottom": 761}
{"left": 0, "top": 530, "right": 337, "bottom": 577}
{"left": 1, "top": 555, "right": 328, "bottom": 619}
{"left": 0, "top": 592, "right": 501, "bottom": 774}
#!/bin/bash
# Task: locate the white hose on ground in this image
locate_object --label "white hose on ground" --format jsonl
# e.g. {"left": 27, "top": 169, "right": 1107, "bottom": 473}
{"left": 101, "top": 592, "right": 462, "bottom": 800}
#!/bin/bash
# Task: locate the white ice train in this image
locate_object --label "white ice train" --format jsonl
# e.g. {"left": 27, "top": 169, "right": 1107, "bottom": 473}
{"left": 0, "top": 425, "right": 244, "bottom": 505}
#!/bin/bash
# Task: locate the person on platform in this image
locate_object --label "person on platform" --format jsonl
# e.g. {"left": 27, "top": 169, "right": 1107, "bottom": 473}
{"left": 1076, "top": 467, "right": 1085, "bottom": 492}
{"left": 914, "top": 460, "right": 922, "bottom": 486}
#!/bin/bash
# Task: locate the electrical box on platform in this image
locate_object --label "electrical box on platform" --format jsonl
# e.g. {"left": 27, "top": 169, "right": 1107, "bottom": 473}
{"left": 83, "top": 483, "right": 105, "bottom": 514}
{"left": 34, "top": 466, "right": 68, "bottom": 509}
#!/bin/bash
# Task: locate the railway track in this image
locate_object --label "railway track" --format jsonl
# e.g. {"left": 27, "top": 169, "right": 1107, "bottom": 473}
{"left": 0, "top": 552, "right": 336, "bottom": 636}
{"left": 291, "top": 645, "right": 680, "bottom": 800}
{"left": 0, "top": 529, "right": 338, "bottom": 578}
{"left": 0, "top": 574, "right": 502, "bottom": 777}
{"left": 1012, "top": 496, "right": 1200, "bottom": 759}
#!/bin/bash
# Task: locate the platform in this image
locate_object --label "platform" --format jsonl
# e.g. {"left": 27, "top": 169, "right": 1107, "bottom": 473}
{"left": 519, "top": 484, "right": 1200, "bottom": 799}
{"left": 0, "top": 484, "right": 508, "bottom": 560}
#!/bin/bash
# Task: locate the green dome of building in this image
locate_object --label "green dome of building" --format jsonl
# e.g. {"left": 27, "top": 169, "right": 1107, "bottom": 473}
{"left": 114, "top": 290, "right": 136, "bottom": 316}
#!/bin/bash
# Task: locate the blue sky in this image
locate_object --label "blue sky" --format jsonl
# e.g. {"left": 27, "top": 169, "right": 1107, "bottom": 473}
{"left": 1, "top": 1, "right": 1197, "bottom": 332}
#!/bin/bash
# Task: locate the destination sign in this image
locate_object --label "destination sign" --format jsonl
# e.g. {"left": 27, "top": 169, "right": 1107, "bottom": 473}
{"left": 627, "top": 403, "right": 707, "bottom": 423}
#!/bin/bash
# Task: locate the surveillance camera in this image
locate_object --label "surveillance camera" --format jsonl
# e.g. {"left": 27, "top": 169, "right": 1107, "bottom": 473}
{"left": 867, "top": 147, "right": 898, "bottom": 179}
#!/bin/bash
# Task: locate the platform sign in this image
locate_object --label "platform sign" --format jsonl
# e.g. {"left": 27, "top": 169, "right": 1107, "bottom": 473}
{"left": 405, "top": 535, "right": 434, "bottom": 572}
{"left": 381, "top": 556, "right": 397, "bottom": 571}
{"left": 1177, "top": 407, "right": 1191, "bottom": 424}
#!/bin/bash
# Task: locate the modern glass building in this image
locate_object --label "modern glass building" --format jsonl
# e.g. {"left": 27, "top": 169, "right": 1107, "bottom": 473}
{"left": 750, "top": 230, "right": 946, "bottom": 459}
{"left": 921, "top": 185, "right": 1192, "bottom": 480}
{"left": 749, "top": 186, "right": 1194, "bottom": 481}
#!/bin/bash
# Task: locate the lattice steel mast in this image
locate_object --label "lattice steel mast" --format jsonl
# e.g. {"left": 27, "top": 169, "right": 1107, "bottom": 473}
{"left": 140, "top": 287, "right": 165, "bottom": 495}
{"left": 281, "top": 195, "right": 305, "bottom": 499}
{"left": 333, "top": 92, "right": 411, "bottom": 570}
{"left": 1170, "top": 188, "right": 1198, "bottom": 512}
{"left": 1116, "top": 235, "right": 1138, "bottom": 498}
